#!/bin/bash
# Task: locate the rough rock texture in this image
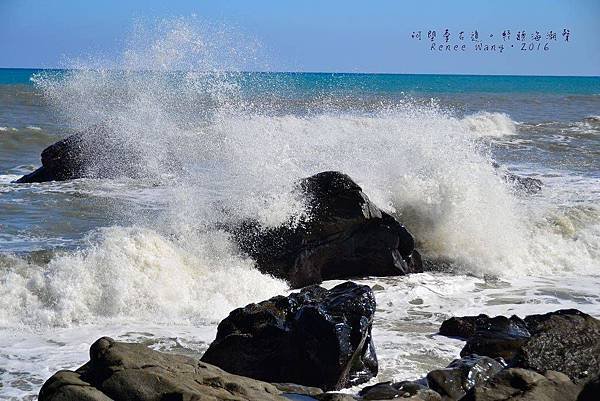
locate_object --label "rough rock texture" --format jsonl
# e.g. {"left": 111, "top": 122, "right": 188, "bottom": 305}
{"left": 234, "top": 171, "right": 422, "bottom": 288}
{"left": 461, "top": 368, "right": 582, "bottom": 401}
{"left": 517, "top": 309, "right": 600, "bottom": 381}
{"left": 359, "top": 381, "right": 441, "bottom": 400}
{"left": 39, "top": 337, "right": 300, "bottom": 401}
{"left": 201, "top": 281, "right": 377, "bottom": 391}
{"left": 440, "top": 309, "right": 600, "bottom": 382}
{"left": 16, "top": 128, "right": 141, "bottom": 183}
{"left": 426, "top": 355, "right": 504, "bottom": 400}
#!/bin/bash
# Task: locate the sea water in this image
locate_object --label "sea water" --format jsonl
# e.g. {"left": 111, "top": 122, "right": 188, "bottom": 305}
{"left": 0, "top": 21, "right": 599, "bottom": 400}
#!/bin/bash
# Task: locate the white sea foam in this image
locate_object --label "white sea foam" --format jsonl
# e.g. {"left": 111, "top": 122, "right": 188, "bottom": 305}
{"left": 0, "top": 226, "right": 287, "bottom": 328}
{"left": 461, "top": 111, "right": 517, "bottom": 137}
{"left": 25, "top": 125, "right": 42, "bottom": 131}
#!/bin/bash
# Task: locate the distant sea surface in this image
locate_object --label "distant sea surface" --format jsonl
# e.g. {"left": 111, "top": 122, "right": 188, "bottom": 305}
{"left": 1, "top": 68, "right": 599, "bottom": 399}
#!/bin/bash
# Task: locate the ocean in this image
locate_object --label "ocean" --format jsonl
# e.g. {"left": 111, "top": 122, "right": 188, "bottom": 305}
{"left": 1, "top": 64, "right": 599, "bottom": 399}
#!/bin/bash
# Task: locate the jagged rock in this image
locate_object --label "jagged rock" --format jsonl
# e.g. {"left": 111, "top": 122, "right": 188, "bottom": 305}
{"left": 461, "top": 368, "right": 582, "bottom": 401}
{"left": 234, "top": 171, "right": 422, "bottom": 288}
{"left": 201, "top": 281, "right": 377, "bottom": 391}
{"left": 39, "top": 336, "right": 300, "bottom": 401}
{"left": 15, "top": 127, "right": 142, "bottom": 183}
{"left": 426, "top": 355, "right": 504, "bottom": 400}
{"left": 440, "top": 309, "right": 600, "bottom": 382}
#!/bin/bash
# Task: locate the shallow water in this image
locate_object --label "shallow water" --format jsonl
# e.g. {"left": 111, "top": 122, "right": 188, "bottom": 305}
{"left": 1, "top": 21, "right": 600, "bottom": 400}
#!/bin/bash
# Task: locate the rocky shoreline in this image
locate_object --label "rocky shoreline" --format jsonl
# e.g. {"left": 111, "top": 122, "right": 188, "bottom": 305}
{"left": 25, "top": 135, "right": 598, "bottom": 400}
{"left": 39, "top": 299, "right": 600, "bottom": 401}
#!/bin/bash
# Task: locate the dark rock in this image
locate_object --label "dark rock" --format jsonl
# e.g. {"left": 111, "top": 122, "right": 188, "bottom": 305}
{"left": 504, "top": 172, "right": 542, "bottom": 194}
{"left": 201, "top": 281, "right": 377, "bottom": 391}
{"left": 234, "top": 171, "right": 422, "bottom": 288}
{"left": 461, "top": 368, "right": 582, "bottom": 401}
{"left": 426, "top": 355, "right": 504, "bottom": 400}
{"left": 439, "top": 315, "right": 483, "bottom": 339}
{"left": 492, "top": 162, "right": 542, "bottom": 195}
{"left": 359, "top": 381, "right": 441, "bottom": 401}
{"left": 577, "top": 374, "right": 600, "bottom": 401}
{"left": 16, "top": 127, "right": 141, "bottom": 183}
{"left": 39, "top": 336, "right": 296, "bottom": 401}
{"left": 460, "top": 315, "right": 530, "bottom": 361}
{"left": 516, "top": 309, "right": 600, "bottom": 381}
{"left": 442, "top": 309, "right": 600, "bottom": 382}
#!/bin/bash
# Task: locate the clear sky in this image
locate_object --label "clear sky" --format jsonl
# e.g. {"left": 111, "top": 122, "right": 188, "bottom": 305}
{"left": 1, "top": 0, "right": 599, "bottom": 76}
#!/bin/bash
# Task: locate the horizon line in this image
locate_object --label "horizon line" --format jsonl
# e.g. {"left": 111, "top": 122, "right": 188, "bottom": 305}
{"left": 0, "top": 67, "right": 599, "bottom": 79}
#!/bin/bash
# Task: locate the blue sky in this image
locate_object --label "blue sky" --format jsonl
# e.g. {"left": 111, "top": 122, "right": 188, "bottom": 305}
{"left": 1, "top": 0, "right": 599, "bottom": 75}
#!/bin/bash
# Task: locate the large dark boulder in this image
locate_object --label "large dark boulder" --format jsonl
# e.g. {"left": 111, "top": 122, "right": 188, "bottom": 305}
{"left": 440, "top": 309, "right": 600, "bottom": 382}
{"left": 39, "top": 337, "right": 302, "bottom": 401}
{"left": 15, "top": 127, "right": 140, "bottom": 183}
{"left": 426, "top": 355, "right": 504, "bottom": 400}
{"left": 201, "top": 281, "right": 377, "bottom": 391}
{"left": 234, "top": 171, "right": 422, "bottom": 288}
{"left": 461, "top": 368, "right": 582, "bottom": 401}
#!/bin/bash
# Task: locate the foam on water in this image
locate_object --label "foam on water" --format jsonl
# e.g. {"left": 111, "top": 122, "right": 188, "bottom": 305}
{"left": 460, "top": 111, "right": 517, "bottom": 137}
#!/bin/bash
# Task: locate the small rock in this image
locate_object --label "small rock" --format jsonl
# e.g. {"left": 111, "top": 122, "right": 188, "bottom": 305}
{"left": 426, "top": 355, "right": 504, "bottom": 400}
{"left": 461, "top": 368, "right": 582, "bottom": 401}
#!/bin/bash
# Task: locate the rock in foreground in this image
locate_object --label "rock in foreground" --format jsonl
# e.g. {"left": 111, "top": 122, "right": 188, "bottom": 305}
{"left": 461, "top": 368, "right": 582, "bottom": 401}
{"left": 201, "top": 281, "right": 377, "bottom": 391}
{"left": 234, "top": 171, "right": 422, "bottom": 288}
{"left": 440, "top": 309, "right": 600, "bottom": 381}
{"left": 39, "top": 337, "right": 302, "bottom": 401}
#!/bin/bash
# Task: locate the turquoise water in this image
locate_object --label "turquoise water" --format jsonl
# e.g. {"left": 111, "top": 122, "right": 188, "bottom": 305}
{"left": 3, "top": 68, "right": 600, "bottom": 93}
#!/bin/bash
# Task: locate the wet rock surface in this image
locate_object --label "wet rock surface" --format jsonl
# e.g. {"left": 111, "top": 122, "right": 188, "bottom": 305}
{"left": 38, "top": 337, "right": 298, "bottom": 401}
{"left": 359, "top": 381, "right": 441, "bottom": 400}
{"left": 201, "top": 281, "right": 378, "bottom": 391}
{"left": 234, "top": 171, "right": 422, "bottom": 288}
{"left": 426, "top": 355, "right": 504, "bottom": 400}
{"left": 461, "top": 368, "right": 582, "bottom": 401}
{"left": 440, "top": 309, "right": 600, "bottom": 381}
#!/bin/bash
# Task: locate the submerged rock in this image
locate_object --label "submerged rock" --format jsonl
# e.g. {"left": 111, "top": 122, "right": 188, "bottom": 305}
{"left": 440, "top": 309, "right": 600, "bottom": 381}
{"left": 461, "top": 368, "right": 582, "bottom": 401}
{"left": 426, "top": 355, "right": 504, "bottom": 400}
{"left": 39, "top": 337, "right": 299, "bottom": 401}
{"left": 492, "top": 162, "right": 542, "bottom": 195}
{"left": 201, "top": 281, "right": 377, "bottom": 391}
{"left": 234, "top": 171, "right": 422, "bottom": 288}
{"left": 15, "top": 127, "right": 141, "bottom": 183}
